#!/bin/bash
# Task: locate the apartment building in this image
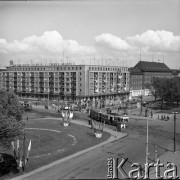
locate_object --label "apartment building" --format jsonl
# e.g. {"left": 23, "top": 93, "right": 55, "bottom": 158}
{"left": 0, "top": 62, "right": 130, "bottom": 106}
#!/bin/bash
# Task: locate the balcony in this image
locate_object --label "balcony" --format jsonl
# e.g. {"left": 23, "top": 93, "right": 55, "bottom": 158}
{"left": 71, "top": 91, "right": 76, "bottom": 95}
{"left": 59, "top": 92, "right": 64, "bottom": 95}
{"left": 25, "top": 73, "right": 30, "bottom": 77}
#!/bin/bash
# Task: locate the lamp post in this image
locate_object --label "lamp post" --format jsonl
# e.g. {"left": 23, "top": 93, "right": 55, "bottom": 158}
{"left": 48, "top": 88, "right": 49, "bottom": 108}
{"left": 23, "top": 120, "right": 26, "bottom": 172}
{"left": 172, "top": 112, "right": 178, "bottom": 153}
{"left": 145, "top": 106, "right": 149, "bottom": 178}
{"left": 138, "top": 95, "right": 143, "bottom": 115}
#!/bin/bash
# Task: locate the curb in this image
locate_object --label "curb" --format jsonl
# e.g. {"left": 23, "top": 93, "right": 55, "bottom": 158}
{"left": 10, "top": 118, "right": 127, "bottom": 180}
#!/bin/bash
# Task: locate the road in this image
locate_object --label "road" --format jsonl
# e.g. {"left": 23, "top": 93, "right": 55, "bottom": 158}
{"left": 19, "top": 115, "right": 180, "bottom": 180}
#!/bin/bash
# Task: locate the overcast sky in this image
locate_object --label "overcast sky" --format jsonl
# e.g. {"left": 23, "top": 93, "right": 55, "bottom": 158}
{"left": 0, "top": 0, "right": 180, "bottom": 68}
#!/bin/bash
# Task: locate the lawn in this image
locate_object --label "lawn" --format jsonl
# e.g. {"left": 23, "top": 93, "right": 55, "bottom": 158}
{"left": 1, "top": 110, "right": 110, "bottom": 179}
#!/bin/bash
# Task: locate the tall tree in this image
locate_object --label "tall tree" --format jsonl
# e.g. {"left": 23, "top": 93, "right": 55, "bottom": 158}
{"left": 151, "top": 77, "right": 180, "bottom": 109}
{"left": 0, "top": 90, "right": 24, "bottom": 149}
{"left": 171, "top": 77, "right": 180, "bottom": 108}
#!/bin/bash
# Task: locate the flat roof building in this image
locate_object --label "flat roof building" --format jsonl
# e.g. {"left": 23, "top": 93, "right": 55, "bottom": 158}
{"left": 0, "top": 61, "right": 130, "bottom": 107}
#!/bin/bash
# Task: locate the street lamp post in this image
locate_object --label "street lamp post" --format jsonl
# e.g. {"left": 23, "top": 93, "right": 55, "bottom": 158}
{"left": 23, "top": 120, "right": 26, "bottom": 172}
{"left": 172, "top": 112, "right": 178, "bottom": 153}
{"left": 48, "top": 88, "right": 49, "bottom": 108}
{"left": 138, "top": 95, "right": 143, "bottom": 115}
{"left": 145, "top": 106, "right": 149, "bottom": 179}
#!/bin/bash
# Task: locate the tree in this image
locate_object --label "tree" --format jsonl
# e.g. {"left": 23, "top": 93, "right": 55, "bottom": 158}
{"left": 169, "top": 77, "right": 180, "bottom": 108}
{"left": 0, "top": 90, "right": 24, "bottom": 149}
{"left": 138, "top": 95, "right": 143, "bottom": 115}
{"left": 145, "top": 82, "right": 158, "bottom": 101}
{"left": 151, "top": 77, "right": 180, "bottom": 109}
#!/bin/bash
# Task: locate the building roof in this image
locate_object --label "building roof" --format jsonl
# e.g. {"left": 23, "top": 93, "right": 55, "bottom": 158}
{"left": 129, "top": 67, "right": 143, "bottom": 75}
{"left": 134, "top": 61, "right": 171, "bottom": 72}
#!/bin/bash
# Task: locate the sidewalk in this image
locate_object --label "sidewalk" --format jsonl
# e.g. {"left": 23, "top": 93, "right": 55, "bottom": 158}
{"left": 11, "top": 112, "right": 127, "bottom": 180}
{"left": 149, "top": 149, "right": 180, "bottom": 179}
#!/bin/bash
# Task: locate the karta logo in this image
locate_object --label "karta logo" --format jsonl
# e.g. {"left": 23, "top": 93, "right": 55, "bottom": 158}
{"left": 107, "top": 157, "right": 179, "bottom": 179}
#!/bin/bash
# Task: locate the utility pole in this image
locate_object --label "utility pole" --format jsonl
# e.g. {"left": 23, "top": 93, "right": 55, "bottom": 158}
{"left": 145, "top": 107, "right": 149, "bottom": 179}
{"left": 23, "top": 120, "right": 26, "bottom": 172}
{"left": 48, "top": 88, "right": 49, "bottom": 108}
{"left": 139, "top": 95, "right": 143, "bottom": 115}
{"left": 172, "top": 112, "right": 178, "bottom": 152}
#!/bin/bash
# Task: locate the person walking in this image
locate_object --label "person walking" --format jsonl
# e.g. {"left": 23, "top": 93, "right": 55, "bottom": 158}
{"left": 151, "top": 111, "right": 153, "bottom": 118}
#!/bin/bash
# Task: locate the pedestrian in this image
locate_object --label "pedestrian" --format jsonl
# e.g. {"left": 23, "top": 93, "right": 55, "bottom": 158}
{"left": 26, "top": 116, "right": 28, "bottom": 121}
{"left": 158, "top": 114, "right": 159, "bottom": 119}
{"left": 164, "top": 115, "right": 166, "bottom": 120}
{"left": 161, "top": 115, "right": 163, "bottom": 120}
{"left": 151, "top": 111, "right": 153, "bottom": 118}
{"left": 164, "top": 115, "right": 166, "bottom": 121}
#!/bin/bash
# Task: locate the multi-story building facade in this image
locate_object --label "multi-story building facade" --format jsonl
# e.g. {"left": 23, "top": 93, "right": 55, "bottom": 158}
{"left": 0, "top": 62, "right": 130, "bottom": 107}
{"left": 0, "top": 68, "right": 6, "bottom": 89}
{"left": 129, "top": 61, "right": 172, "bottom": 98}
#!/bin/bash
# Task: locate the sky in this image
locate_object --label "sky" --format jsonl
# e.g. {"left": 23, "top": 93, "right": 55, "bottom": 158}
{"left": 0, "top": 0, "right": 180, "bottom": 69}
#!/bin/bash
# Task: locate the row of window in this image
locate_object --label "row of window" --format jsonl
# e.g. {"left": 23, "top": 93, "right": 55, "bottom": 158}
{"left": 89, "top": 67, "right": 128, "bottom": 71}
{"left": 2, "top": 86, "right": 83, "bottom": 93}
{"left": 1, "top": 72, "right": 78, "bottom": 76}
{"left": 5, "top": 65, "right": 129, "bottom": 72}
{"left": 7, "top": 66, "right": 83, "bottom": 71}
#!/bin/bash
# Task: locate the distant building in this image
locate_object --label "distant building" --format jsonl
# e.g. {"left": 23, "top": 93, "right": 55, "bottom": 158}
{"left": 129, "top": 61, "right": 172, "bottom": 98}
{"left": 0, "top": 68, "right": 6, "bottom": 89}
{"left": 171, "top": 69, "right": 180, "bottom": 78}
{"left": 0, "top": 62, "right": 130, "bottom": 107}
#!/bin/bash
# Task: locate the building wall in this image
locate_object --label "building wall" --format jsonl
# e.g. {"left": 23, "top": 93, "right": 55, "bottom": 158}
{"left": 0, "top": 64, "right": 130, "bottom": 101}
{"left": 130, "top": 68, "right": 173, "bottom": 98}
{"left": 143, "top": 71, "right": 172, "bottom": 88}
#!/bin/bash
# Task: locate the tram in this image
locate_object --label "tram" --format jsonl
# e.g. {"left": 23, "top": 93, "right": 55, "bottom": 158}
{"left": 89, "top": 109, "right": 129, "bottom": 126}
